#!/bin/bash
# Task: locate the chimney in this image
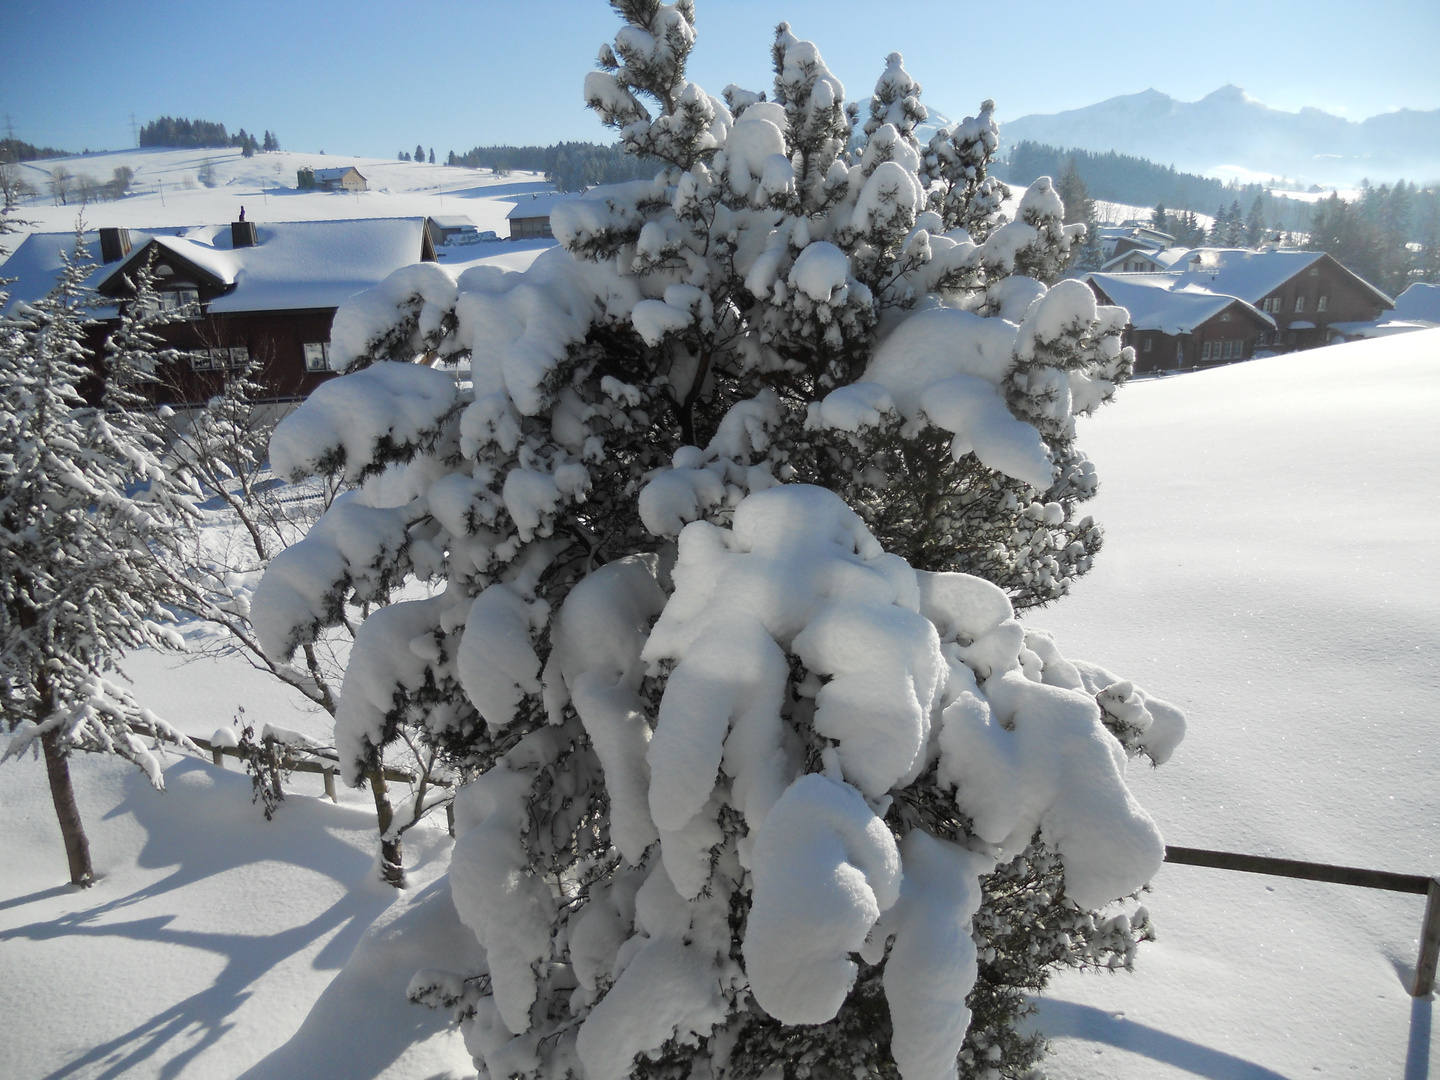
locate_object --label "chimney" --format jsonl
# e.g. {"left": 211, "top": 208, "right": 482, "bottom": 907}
{"left": 231, "top": 220, "right": 258, "bottom": 248}
{"left": 99, "top": 227, "right": 132, "bottom": 264}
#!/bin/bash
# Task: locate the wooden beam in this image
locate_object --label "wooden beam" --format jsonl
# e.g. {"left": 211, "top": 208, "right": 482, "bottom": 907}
{"left": 187, "top": 736, "right": 450, "bottom": 789}
{"left": 1415, "top": 877, "right": 1440, "bottom": 998}
{"left": 1165, "top": 845, "right": 1432, "bottom": 895}
{"left": 1165, "top": 846, "right": 1438, "bottom": 998}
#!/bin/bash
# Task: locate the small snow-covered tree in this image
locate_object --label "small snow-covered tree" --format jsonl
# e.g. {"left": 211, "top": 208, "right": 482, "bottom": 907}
{"left": 0, "top": 234, "right": 199, "bottom": 886}
{"left": 254, "top": 4, "right": 1184, "bottom": 1076}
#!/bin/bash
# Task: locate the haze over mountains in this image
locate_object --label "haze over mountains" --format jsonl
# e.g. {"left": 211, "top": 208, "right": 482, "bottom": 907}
{"left": 1001, "top": 86, "right": 1440, "bottom": 187}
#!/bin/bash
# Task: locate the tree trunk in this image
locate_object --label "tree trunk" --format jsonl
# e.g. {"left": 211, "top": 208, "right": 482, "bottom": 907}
{"left": 370, "top": 770, "right": 405, "bottom": 888}
{"left": 42, "top": 731, "right": 93, "bottom": 887}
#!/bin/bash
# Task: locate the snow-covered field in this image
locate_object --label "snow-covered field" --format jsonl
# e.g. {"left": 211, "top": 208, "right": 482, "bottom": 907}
{"left": 3, "top": 330, "right": 1437, "bottom": 1079}
{"left": 0, "top": 146, "right": 555, "bottom": 264}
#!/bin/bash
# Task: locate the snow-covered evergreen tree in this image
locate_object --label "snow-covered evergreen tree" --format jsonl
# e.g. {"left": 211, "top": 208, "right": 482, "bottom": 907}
{"left": 0, "top": 234, "right": 199, "bottom": 886}
{"left": 1057, "top": 159, "right": 1102, "bottom": 273}
{"left": 253, "top": 5, "right": 1183, "bottom": 1076}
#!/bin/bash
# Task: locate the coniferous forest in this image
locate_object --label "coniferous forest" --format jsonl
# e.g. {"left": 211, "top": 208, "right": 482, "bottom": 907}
{"left": 446, "top": 140, "right": 660, "bottom": 191}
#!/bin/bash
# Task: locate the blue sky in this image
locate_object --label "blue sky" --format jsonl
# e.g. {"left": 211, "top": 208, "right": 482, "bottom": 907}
{"left": 4, "top": 0, "right": 1438, "bottom": 158}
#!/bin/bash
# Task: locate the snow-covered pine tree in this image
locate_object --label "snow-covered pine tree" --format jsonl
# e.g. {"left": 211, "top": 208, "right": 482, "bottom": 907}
{"left": 252, "top": 4, "right": 1184, "bottom": 1077}
{"left": 1057, "top": 160, "right": 1102, "bottom": 273}
{"left": 921, "top": 98, "right": 1009, "bottom": 243}
{"left": 0, "top": 233, "right": 199, "bottom": 886}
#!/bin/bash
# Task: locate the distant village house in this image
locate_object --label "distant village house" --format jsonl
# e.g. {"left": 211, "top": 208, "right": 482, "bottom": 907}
{"left": 296, "top": 166, "right": 368, "bottom": 192}
{"left": 1087, "top": 248, "right": 1393, "bottom": 374}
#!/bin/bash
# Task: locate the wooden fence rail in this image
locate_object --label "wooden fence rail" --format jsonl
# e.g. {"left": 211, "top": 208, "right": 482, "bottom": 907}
{"left": 187, "top": 735, "right": 451, "bottom": 804}
{"left": 1164, "top": 845, "right": 1440, "bottom": 997}
{"left": 179, "top": 737, "right": 1438, "bottom": 998}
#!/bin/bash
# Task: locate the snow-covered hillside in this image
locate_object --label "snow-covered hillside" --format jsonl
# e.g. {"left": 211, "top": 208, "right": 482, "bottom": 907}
{"left": 0, "top": 146, "right": 555, "bottom": 263}
{"left": 2, "top": 332, "right": 1437, "bottom": 1079}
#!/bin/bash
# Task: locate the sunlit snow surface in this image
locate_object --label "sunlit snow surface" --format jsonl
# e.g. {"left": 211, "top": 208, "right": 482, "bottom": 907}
{"left": 1029, "top": 329, "right": 1440, "bottom": 1078}
{"left": 2, "top": 330, "right": 1437, "bottom": 1078}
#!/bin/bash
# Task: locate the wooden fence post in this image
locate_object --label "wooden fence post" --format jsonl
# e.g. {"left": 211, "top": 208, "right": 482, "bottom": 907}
{"left": 1415, "top": 876, "right": 1440, "bottom": 998}
{"left": 211, "top": 745, "right": 224, "bottom": 767}
{"left": 323, "top": 768, "right": 337, "bottom": 804}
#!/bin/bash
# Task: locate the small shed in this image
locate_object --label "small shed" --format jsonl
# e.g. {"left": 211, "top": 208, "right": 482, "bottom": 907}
{"left": 505, "top": 192, "right": 580, "bottom": 240}
{"left": 427, "top": 216, "right": 480, "bottom": 246}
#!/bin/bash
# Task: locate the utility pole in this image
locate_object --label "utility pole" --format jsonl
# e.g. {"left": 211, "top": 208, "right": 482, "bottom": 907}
{"left": 130, "top": 112, "right": 139, "bottom": 148}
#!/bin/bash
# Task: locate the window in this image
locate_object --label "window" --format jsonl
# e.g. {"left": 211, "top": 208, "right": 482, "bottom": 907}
{"left": 1294, "top": 296, "right": 1305, "bottom": 313}
{"left": 1201, "top": 341, "right": 1212, "bottom": 361}
{"left": 140, "top": 287, "right": 199, "bottom": 317}
{"left": 1143, "top": 337, "right": 1153, "bottom": 353}
{"left": 1318, "top": 295, "right": 1328, "bottom": 312}
{"left": 199, "top": 346, "right": 248, "bottom": 370}
{"left": 1257, "top": 332, "right": 1268, "bottom": 346}
{"left": 303, "top": 341, "right": 331, "bottom": 373}
{"left": 163, "top": 287, "right": 199, "bottom": 313}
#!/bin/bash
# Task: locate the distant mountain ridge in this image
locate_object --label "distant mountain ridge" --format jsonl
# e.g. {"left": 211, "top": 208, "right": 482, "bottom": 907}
{"left": 999, "top": 86, "right": 1440, "bottom": 186}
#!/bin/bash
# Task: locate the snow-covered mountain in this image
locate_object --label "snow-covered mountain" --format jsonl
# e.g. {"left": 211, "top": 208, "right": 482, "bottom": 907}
{"left": 1000, "top": 85, "right": 1440, "bottom": 187}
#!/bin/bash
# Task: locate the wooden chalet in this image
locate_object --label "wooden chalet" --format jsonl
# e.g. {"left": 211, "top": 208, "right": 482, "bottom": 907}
{"left": 1087, "top": 274, "right": 1274, "bottom": 374}
{"left": 1086, "top": 248, "right": 1394, "bottom": 373}
{"left": 2, "top": 217, "right": 438, "bottom": 405}
{"left": 1161, "top": 248, "right": 1392, "bottom": 351}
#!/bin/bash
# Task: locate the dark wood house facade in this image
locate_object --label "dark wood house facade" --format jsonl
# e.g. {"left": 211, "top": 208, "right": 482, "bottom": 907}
{"left": 1088, "top": 275, "right": 1275, "bottom": 375}
{"left": 5, "top": 218, "right": 438, "bottom": 406}
{"left": 1160, "top": 249, "right": 1392, "bottom": 351}
{"left": 1087, "top": 249, "right": 1393, "bottom": 374}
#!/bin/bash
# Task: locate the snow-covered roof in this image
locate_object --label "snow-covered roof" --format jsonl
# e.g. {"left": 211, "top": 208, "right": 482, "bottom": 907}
{"left": 428, "top": 215, "right": 477, "bottom": 229}
{"left": 1330, "top": 319, "right": 1434, "bottom": 339}
{"left": 1166, "top": 248, "right": 1393, "bottom": 307}
{"left": 505, "top": 192, "right": 580, "bottom": 220}
{"left": 102, "top": 218, "right": 431, "bottom": 312}
{"left": 1100, "top": 246, "right": 1192, "bottom": 273}
{"left": 4, "top": 218, "right": 433, "bottom": 316}
{"left": 1, "top": 228, "right": 177, "bottom": 311}
{"left": 1087, "top": 273, "right": 1274, "bottom": 335}
{"left": 312, "top": 166, "right": 365, "bottom": 182}
{"left": 1384, "top": 282, "right": 1440, "bottom": 325}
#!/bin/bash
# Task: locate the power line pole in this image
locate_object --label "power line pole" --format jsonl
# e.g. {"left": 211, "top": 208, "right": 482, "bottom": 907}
{"left": 130, "top": 113, "right": 139, "bottom": 148}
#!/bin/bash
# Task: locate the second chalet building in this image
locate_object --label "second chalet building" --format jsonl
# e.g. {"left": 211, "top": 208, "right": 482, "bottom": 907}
{"left": 2, "top": 217, "right": 438, "bottom": 404}
{"left": 1087, "top": 248, "right": 1394, "bottom": 374}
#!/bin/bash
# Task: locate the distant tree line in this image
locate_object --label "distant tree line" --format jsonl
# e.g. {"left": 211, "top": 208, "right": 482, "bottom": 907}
{"left": 0, "top": 137, "right": 70, "bottom": 163}
{"left": 999, "top": 141, "right": 1312, "bottom": 232}
{"left": 139, "top": 117, "right": 279, "bottom": 157}
{"left": 446, "top": 141, "right": 661, "bottom": 192}
{"left": 1304, "top": 181, "right": 1440, "bottom": 297}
